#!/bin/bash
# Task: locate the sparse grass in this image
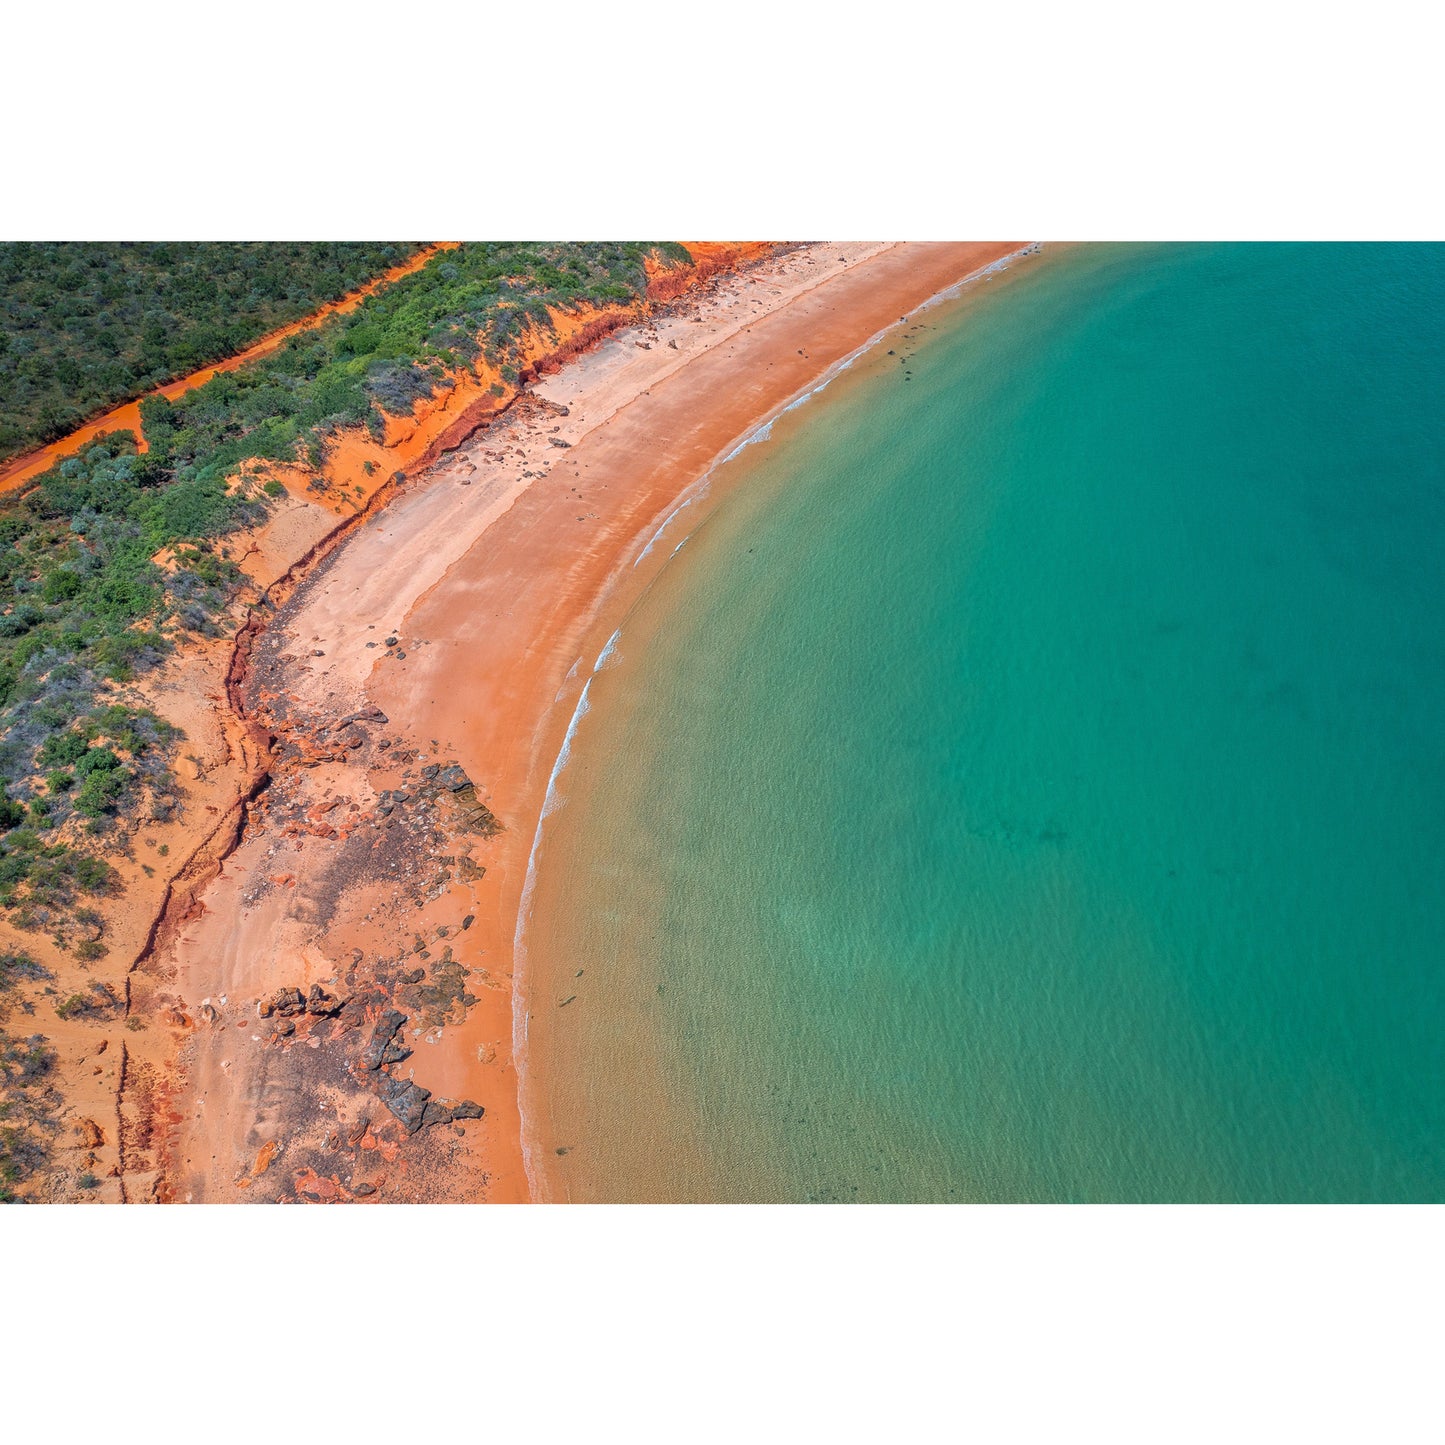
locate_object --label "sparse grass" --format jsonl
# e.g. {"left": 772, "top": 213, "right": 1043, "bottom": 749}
{"left": 0, "top": 1028, "right": 59, "bottom": 1198}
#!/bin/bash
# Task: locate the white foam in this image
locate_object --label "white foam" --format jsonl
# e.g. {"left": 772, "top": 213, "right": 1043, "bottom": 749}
{"left": 595, "top": 628, "right": 622, "bottom": 670}
{"left": 633, "top": 492, "right": 701, "bottom": 568}
{"left": 512, "top": 669, "right": 597, "bottom": 1202}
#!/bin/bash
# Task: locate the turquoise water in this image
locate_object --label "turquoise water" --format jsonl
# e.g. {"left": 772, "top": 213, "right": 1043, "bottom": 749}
{"left": 526, "top": 244, "right": 1445, "bottom": 1202}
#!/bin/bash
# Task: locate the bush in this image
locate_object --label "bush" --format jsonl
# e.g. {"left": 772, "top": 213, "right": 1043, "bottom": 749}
{"left": 37, "top": 730, "right": 88, "bottom": 769}
{"left": 74, "top": 767, "right": 129, "bottom": 819}
{"left": 0, "top": 790, "right": 25, "bottom": 831}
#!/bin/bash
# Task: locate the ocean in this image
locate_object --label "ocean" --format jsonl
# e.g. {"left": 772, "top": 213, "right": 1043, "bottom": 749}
{"left": 520, "top": 243, "right": 1445, "bottom": 1202}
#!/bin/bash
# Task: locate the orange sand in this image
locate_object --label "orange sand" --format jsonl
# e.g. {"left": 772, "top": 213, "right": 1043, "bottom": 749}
{"left": 151, "top": 243, "right": 1027, "bottom": 1202}
{"left": 5, "top": 242, "right": 812, "bottom": 1202}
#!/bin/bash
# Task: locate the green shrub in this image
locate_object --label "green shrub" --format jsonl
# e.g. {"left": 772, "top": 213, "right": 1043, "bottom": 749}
{"left": 74, "top": 768, "right": 129, "bottom": 819}
{"left": 0, "top": 243, "right": 425, "bottom": 465}
{"left": 37, "top": 731, "right": 88, "bottom": 769}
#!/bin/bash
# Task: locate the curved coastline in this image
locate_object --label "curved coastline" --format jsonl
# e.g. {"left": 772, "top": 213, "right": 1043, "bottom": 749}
{"left": 151, "top": 241, "right": 1033, "bottom": 1202}
{"left": 511, "top": 244, "right": 1043, "bottom": 1200}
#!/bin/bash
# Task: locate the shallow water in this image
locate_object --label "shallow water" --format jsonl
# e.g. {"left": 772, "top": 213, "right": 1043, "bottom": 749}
{"left": 522, "top": 243, "right": 1445, "bottom": 1202}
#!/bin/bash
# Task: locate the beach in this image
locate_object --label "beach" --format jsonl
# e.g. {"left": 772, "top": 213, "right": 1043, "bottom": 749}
{"left": 141, "top": 240, "right": 1026, "bottom": 1202}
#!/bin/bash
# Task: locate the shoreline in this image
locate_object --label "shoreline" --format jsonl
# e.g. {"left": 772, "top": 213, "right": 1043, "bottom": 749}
{"left": 154, "top": 241, "right": 1029, "bottom": 1202}
{"left": 511, "top": 244, "right": 1042, "bottom": 1199}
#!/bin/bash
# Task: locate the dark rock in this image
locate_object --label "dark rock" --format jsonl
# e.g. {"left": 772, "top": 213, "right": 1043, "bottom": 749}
{"left": 270, "top": 987, "right": 307, "bottom": 1017}
{"left": 400, "top": 967, "right": 425, "bottom": 985}
{"left": 461, "top": 915, "right": 475, "bottom": 931}
{"left": 421, "top": 1101, "right": 455, "bottom": 1128}
{"left": 394, "top": 650, "right": 406, "bottom": 659}
{"left": 357, "top": 1008, "right": 407, "bottom": 1071}
{"left": 450, "top": 1100, "right": 484, "bottom": 1121}
{"left": 548, "top": 437, "right": 571, "bottom": 449}
{"left": 352, "top": 1183, "right": 376, "bottom": 1198}
{"left": 379, "top": 1074, "right": 431, "bottom": 1134}
{"left": 380, "top": 1038, "right": 413, "bottom": 1066}
{"left": 385, "top": 636, "right": 398, "bottom": 648}
{"left": 306, "top": 985, "right": 345, "bottom": 1016}
{"left": 435, "top": 764, "right": 470, "bottom": 792}
{"left": 460, "top": 800, "right": 501, "bottom": 837}
{"left": 420, "top": 764, "right": 440, "bottom": 780}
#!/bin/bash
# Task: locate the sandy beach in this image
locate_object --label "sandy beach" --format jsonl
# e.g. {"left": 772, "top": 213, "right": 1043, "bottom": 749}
{"left": 137, "top": 241, "right": 1027, "bottom": 1202}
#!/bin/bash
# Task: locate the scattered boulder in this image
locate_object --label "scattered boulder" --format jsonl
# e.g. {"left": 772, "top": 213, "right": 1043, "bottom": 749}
{"left": 306, "top": 985, "right": 345, "bottom": 1016}
{"left": 458, "top": 795, "right": 501, "bottom": 837}
{"left": 357, "top": 1008, "right": 408, "bottom": 1071}
{"left": 261, "top": 987, "right": 307, "bottom": 1019}
{"left": 379, "top": 1074, "right": 432, "bottom": 1134}
{"left": 333, "top": 707, "right": 388, "bottom": 731}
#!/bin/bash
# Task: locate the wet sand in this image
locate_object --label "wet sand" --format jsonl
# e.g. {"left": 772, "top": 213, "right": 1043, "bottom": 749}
{"left": 158, "top": 242, "right": 1026, "bottom": 1201}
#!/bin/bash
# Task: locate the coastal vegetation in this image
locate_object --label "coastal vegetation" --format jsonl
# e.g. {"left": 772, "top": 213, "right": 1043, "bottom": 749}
{"left": 0, "top": 243, "right": 693, "bottom": 951}
{"left": 0, "top": 243, "right": 424, "bottom": 462}
{"left": 0, "top": 1027, "right": 58, "bottom": 1200}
